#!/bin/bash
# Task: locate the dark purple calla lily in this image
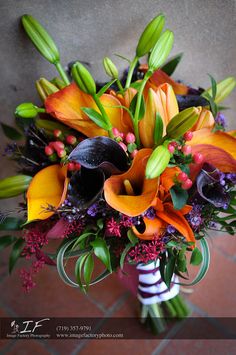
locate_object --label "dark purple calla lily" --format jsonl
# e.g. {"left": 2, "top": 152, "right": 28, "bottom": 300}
{"left": 67, "top": 136, "right": 129, "bottom": 209}
{"left": 196, "top": 163, "right": 230, "bottom": 208}
{"left": 177, "top": 95, "right": 209, "bottom": 111}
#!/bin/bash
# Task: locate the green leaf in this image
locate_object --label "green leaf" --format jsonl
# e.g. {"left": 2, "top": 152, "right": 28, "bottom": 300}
{"left": 0, "top": 235, "right": 17, "bottom": 251}
{"left": 113, "top": 53, "right": 131, "bottom": 64}
{"left": 161, "top": 52, "right": 183, "bottom": 76}
{"left": 159, "top": 252, "right": 166, "bottom": 282}
{"left": 9, "top": 238, "right": 24, "bottom": 273}
{"left": 0, "top": 218, "right": 23, "bottom": 231}
{"left": 120, "top": 243, "right": 133, "bottom": 269}
{"left": 203, "top": 92, "right": 218, "bottom": 117}
{"left": 0, "top": 175, "right": 32, "bottom": 199}
{"left": 177, "top": 255, "right": 187, "bottom": 273}
{"left": 153, "top": 113, "right": 164, "bottom": 145}
{"left": 127, "top": 230, "right": 138, "bottom": 245}
{"left": 97, "top": 219, "right": 104, "bottom": 230}
{"left": 75, "top": 253, "right": 89, "bottom": 291}
{"left": 170, "top": 185, "right": 188, "bottom": 210}
{"left": 178, "top": 238, "right": 210, "bottom": 286}
{"left": 164, "top": 255, "right": 176, "bottom": 288}
{"left": 1, "top": 123, "right": 23, "bottom": 140}
{"left": 90, "top": 238, "right": 112, "bottom": 272}
{"left": 129, "top": 93, "right": 145, "bottom": 121}
{"left": 83, "top": 254, "right": 94, "bottom": 289}
{"left": 130, "top": 81, "right": 143, "bottom": 90}
{"left": 97, "top": 79, "right": 117, "bottom": 97}
{"left": 208, "top": 74, "right": 217, "bottom": 101}
{"left": 81, "top": 107, "right": 110, "bottom": 130}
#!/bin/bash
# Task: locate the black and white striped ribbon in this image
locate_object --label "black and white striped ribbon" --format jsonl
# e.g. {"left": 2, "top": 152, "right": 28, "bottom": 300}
{"left": 137, "top": 260, "right": 179, "bottom": 305}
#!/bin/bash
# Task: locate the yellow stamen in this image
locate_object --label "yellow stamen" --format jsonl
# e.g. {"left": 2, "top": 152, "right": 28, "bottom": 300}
{"left": 123, "top": 179, "right": 135, "bottom": 196}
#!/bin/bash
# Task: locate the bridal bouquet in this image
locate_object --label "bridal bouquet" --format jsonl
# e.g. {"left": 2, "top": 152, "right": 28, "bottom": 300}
{"left": 1, "top": 14, "right": 236, "bottom": 334}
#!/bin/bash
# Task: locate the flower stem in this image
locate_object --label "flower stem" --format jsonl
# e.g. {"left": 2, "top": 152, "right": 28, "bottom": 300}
{"left": 125, "top": 56, "right": 139, "bottom": 89}
{"left": 117, "top": 79, "right": 124, "bottom": 93}
{"left": 54, "top": 62, "right": 70, "bottom": 86}
{"left": 92, "top": 94, "right": 114, "bottom": 138}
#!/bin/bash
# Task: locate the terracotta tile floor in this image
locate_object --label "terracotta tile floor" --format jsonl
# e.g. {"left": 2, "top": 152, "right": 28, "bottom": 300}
{"left": 0, "top": 234, "right": 236, "bottom": 354}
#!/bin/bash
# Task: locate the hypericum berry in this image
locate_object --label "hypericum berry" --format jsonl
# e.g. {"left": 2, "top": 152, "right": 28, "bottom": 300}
{"left": 183, "top": 131, "right": 193, "bottom": 141}
{"left": 53, "top": 129, "right": 62, "bottom": 138}
{"left": 112, "top": 127, "right": 120, "bottom": 137}
{"left": 120, "top": 132, "right": 125, "bottom": 139}
{"left": 182, "top": 178, "right": 192, "bottom": 190}
{"left": 171, "top": 141, "right": 178, "bottom": 148}
{"left": 45, "top": 145, "right": 54, "bottom": 156}
{"left": 75, "top": 163, "right": 81, "bottom": 170}
{"left": 168, "top": 143, "right": 175, "bottom": 154}
{"left": 182, "top": 145, "right": 192, "bottom": 155}
{"left": 193, "top": 152, "right": 203, "bottom": 164}
{"left": 66, "top": 135, "right": 77, "bottom": 145}
{"left": 125, "top": 132, "right": 135, "bottom": 144}
{"left": 119, "top": 142, "right": 127, "bottom": 152}
{"left": 57, "top": 149, "right": 66, "bottom": 158}
{"left": 50, "top": 141, "right": 65, "bottom": 151}
{"left": 67, "top": 162, "right": 75, "bottom": 171}
{"left": 177, "top": 172, "right": 188, "bottom": 182}
{"left": 130, "top": 149, "right": 138, "bottom": 158}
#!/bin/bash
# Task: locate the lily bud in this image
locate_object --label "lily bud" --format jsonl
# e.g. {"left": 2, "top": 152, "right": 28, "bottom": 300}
{"left": 203, "top": 76, "right": 236, "bottom": 104}
{"left": 15, "top": 103, "right": 38, "bottom": 118}
{"left": 103, "top": 57, "right": 119, "bottom": 79}
{"left": 148, "top": 30, "right": 174, "bottom": 72}
{"left": 51, "top": 77, "right": 67, "bottom": 89}
{"left": 166, "top": 107, "right": 200, "bottom": 139}
{"left": 21, "top": 14, "right": 60, "bottom": 64}
{"left": 35, "top": 118, "right": 70, "bottom": 136}
{"left": 145, "top": 145, "right": 170, "bottom": 179}
{"left": 0, "top": 175, "right": 32, "bottom": 199}
{"left": 36, "top": 78, "right": 59, "bottom": 101}
{"left": 136, "top": 14, "right": 165, "bottom": 57}
{"left": 72, "top": 62, "right": 96, "bottom": 95}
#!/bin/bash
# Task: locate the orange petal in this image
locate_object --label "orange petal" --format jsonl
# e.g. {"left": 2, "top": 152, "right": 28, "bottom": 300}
{"left": 191, "top": 107, "right": 215, "bottom": 131}
{"left": 104, "top": 149, "right": 159, "bottom": 216}
{"left": 132, "top": 217, "right": 166, "bottom": 240}
{"left": 149, "top": 69, "right": 189, "bottom": 95}
{"left": 45, "top": 83, "right": 123, "bottom": 137}
{"left": 156, "top": 203, "right": 195, "bottom": 244}
{"left": 27, "top": 165, "right": 68, "bottom": 222}
{"left": 190, "top": 129, "right": 236, "bottom": 160}
{"left": 160, "top": 167, "right": 180, "bottom": 191}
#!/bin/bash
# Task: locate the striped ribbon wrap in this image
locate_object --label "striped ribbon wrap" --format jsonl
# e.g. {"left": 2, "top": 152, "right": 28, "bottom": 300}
{"left": 137, "top": 259, "right": 180, "bottom": 305}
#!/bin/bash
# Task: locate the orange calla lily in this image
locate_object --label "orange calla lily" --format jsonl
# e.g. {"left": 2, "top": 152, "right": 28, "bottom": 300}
{"left": 132, "top": 217, "right": 166, "bottom": 240}
{"left": 104, "top": 149, "right": 159, "bottom": 217}
{"left": 45, "top": 83, "right": 124, "bottom": 137}
{"left": 27, "top": 165, "right": 69, "bottom": 222}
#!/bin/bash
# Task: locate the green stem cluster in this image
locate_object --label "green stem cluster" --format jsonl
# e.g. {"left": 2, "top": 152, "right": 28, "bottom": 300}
{"left": 125, "top": 56, "right": 139, "bottom": 89}
{"left": 92, "top": 94, "right": 114, "bottom": 138}
{"left": 55, "top": 62, "right": 70, "bottom": 85}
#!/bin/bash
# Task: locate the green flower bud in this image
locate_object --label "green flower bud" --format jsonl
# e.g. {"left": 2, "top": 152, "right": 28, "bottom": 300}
{"left": 148, "top": 30, "right": 174, "bottom": 72}
{"left": 0, "top": 175, "right": 32, "bottom": 199}
{"left": 203, "top": 76, "right": 236, "bottom": 104}
{"left": 145, "top": 145, "right": 170, "bottom": 179}
{"left": 36, "top": 78, "right": 59, "bottom": 101}
{"left": 72, "top": 62, "right": 96, "bottom": 95}
{"left": 103, "top": 57, "right": 119, "bottom": 79}
{"left": 21, "top": 14, "right": 60, "bottom": 64}
{"left": 15, "top": 103, "right": 38, "bottom": 118}
{"left": 166, "top": 107, "right": 200, "bottom": 138}
{"left": 51, "top": 77, "right": 67, "bottom": 90}
{"left": 136, "top": 14, "right": 165, "bottom": 58}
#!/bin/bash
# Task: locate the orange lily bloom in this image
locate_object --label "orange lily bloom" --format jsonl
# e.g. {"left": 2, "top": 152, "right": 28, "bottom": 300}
{"left": 45, "top": 83, "right": 126, "bottom": 137}
{"left": 27, "top": 165, "right": 68, "bottom": 222}
{"left": 132, "top": 166, "right": 195, "bottom": 244}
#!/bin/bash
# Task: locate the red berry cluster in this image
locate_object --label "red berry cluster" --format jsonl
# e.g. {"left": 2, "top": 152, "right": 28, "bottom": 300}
{"left": 112, "top": 128, "right": 138, "bottom": 159}
{"left": 44, "top": 130, "right": 81, "bottom": 171}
